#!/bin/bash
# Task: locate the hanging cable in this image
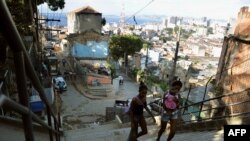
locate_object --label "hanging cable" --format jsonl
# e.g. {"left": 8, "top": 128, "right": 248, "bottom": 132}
{"left": 133, "top": 16, "right": 137, "bottom": 25}
{"left": 125, "top": 0, "right": 155, "bottom": 23}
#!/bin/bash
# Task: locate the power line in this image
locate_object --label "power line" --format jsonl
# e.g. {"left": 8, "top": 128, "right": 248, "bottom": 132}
{"left": 125, "top": 0, "right": 155, "bottom": 23}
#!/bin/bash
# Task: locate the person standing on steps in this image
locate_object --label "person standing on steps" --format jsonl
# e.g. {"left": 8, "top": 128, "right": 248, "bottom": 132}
{"left": 156, "top": 80, "right": 183, "bottom": 141}
{"left": 127, "top": 81, "right": 156, "bottom": 141}
{"left": 62, "top": 59, "right": 66, "bottom": 67}
{"left": 119, "top": 75, "right": 124, "bottom": 85}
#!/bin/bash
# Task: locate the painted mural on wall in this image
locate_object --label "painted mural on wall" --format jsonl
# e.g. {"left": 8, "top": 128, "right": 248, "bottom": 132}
{"left": 71, "top": 41, "right": 108, "bottom": 59}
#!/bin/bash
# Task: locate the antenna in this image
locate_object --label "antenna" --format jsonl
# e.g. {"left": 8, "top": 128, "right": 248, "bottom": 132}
{"left": 119, "top": 1, "right": 125, "bottom": 28}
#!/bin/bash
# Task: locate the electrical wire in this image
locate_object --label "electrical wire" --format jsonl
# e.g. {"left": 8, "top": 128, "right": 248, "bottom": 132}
{"left": 125, "top": 0, "right": 155, "bottom": 23}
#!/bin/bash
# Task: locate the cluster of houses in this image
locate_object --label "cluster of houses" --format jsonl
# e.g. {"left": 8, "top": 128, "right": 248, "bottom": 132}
{"left": 46, "top": 5, "right": 233, "bottom": 102}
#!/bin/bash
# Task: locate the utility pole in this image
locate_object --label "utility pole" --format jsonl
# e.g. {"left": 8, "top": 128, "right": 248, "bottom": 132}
{"left": 225, "top": 22, "right": 230, "bottom": 36}
{"left": 36, "top": 16, "right": 60, "bottom": 63}
{"left": 168, "top": 18, "right": 182, "bottom": 84}
{"left": 145, "top": 44, "right": 149, "bottom": 68}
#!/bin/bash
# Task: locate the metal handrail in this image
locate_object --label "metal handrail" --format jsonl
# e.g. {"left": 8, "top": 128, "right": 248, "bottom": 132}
{"left": 148, "top": 86, "right": 250, "bottom": 124}
{"left": 177, "top": 87, "right": 250, "bottom": 125}
{"left": 0, "top": 94, "right": 60, "bottom": 134}
{"left": 183, "top": 98, "right": 250, "bottom": 115}
{"left": 0, "top": 0, "right": 61, "bottom": 141}
{"left": 0, "top": 0, "right": 58, "bottom": 124}
{"left": 179, "top": 87, "right": 250, "bottom": 110}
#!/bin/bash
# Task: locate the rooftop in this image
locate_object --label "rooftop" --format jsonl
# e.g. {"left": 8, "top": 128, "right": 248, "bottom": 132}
{"left": 68, "top": 6, "right": 101, "bottom": 14}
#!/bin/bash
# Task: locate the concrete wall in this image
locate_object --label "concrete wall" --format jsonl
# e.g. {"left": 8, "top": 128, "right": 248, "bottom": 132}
{"left": 216, "top": 6, "right": 250, "bottom": 115}
{"left": 86, "top": 75, "right": 111, "bottom": 85}
{"left": 67, "top": 13, "right": 102, "bottom": 34}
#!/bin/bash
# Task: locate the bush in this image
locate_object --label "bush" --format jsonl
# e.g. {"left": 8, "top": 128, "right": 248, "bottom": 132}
{"left": 159, "top": 81, "right": 168, "bottom": 92}
{"left": 145, "top": 75, "right": 168, "bottom": 92}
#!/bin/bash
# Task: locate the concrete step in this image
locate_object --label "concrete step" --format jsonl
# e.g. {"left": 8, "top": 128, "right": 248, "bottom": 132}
{"left": 0, "top": 117, "right": 65, "bottom": 141}
{"left": 139, "top": 129, "right": 224, "bottom": 141}
{"left": 88, "top": 91, "right": 112, "bottom": 97}
{"left": 64, "top": 122, "right": 119, "bottom": 134}
{"left": 87, "top": 85, "right": 113, "bottom": 90}
{"left": 64, "top": 122, "right": 123, "bottom": 141}
{"left": 64, "top": 123, "right": 224, "bottom": 141}
{"left": 87, "top": 86, "right": 113, "bottom": 97}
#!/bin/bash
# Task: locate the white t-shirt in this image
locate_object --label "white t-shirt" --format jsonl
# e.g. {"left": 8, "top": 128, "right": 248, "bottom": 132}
{"left": 118, "top": 76, "right": 123, "bottom": 80}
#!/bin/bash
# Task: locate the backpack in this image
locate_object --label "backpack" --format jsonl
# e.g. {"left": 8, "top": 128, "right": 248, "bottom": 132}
{"left": 164, "top": 93, "right": 177, "bottom": 110}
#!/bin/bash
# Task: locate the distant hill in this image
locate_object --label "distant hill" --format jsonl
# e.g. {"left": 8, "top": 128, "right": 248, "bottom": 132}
{"left": 40, "top": 13, "right": 163, "bottom": 27}
{"left": 105, "top": 15, "right": 163, "bottom": 25}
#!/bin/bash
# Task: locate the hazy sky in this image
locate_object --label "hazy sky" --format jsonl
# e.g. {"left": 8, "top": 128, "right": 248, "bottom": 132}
{"left": 39, "top": 0, "right": 250, "bottom": 19}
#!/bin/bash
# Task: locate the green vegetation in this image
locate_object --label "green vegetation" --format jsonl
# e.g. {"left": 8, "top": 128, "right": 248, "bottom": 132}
{"left": 109, "top": 35, "right": 143, "bottom": 66}
{"left": 106, "top": 59, "right": 116, "bottom": 77}
{"left": 181, "top": 29, "right": 195, "bottom": 39}
{"left": 165, "top": 28, "right": 173, "bottom": 35}
{"left": 174, "top": 26, "right": 180, "bottom": 35}
{"left": 207, "top": 27, "right": 213, "bottom": 35}
{"left": 7, "top": 0, "right": 65, "bottom": 35}
{"left": 7, "top": 1, "right": 32, "bottom": 35}
{"left": 37, "top": 0, "right": 65, "bottom": 11}
{"left": 145, "top": 75, "right": 168, "bottom": 92}
{"left": 101, "top": 18, "right": 106, "bottom": 26}
{"left": 159, "top": 36, "right": 173, "bottom": 43}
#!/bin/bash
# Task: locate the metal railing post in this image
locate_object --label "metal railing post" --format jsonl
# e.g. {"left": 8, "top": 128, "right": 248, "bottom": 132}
{"left": 183, "top": 85, "right": 192, "bottom": 114}
{"left": 47, "top": 109, "right": 53, "bottom": 141}
{"left": 0, "top": 1, "right": 61, "bottom": 140}
{"left": 198, "top": 76, "right": 213, "bottom": 120}
{"left": 13, "top": 52, "right": 34, "bottom": 141}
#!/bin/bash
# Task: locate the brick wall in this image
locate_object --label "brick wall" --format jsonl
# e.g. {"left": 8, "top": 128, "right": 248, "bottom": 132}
{"left": 87, "top": 75, "right": 111, "bottom": 85}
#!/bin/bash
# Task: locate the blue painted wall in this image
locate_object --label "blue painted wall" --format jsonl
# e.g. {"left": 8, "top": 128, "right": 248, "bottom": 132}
{"left": 71, "top": 41, "right": 108, "bottom": 59}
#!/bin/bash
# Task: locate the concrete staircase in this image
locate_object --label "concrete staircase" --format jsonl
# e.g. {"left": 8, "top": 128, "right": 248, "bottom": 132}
{"left": 62, "top": 108, "right": 250, "bottom": 141}
{"left": 0, "top": 117, "right": 64, "bottom": 141}
{"left": 63, "top": 123, "right": 224, "bottom": 141}
{"left": 87, "top": 85, "right": 113, "bottom": 97}
{"left": 64, "top": 122, "right": 126, "bottom": 141}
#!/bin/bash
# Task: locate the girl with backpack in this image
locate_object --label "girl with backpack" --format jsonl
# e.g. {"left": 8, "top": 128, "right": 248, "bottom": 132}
{"left": 127, "top": 82, "right": 156, "bottom": 141}
{"left": 156, "top": 80, "right": 183, "bottom": 141}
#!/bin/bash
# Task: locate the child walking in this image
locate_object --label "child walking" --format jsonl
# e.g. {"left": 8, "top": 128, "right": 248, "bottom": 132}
{"left": 156, "top": 80, "right": 183, "bottom": 141}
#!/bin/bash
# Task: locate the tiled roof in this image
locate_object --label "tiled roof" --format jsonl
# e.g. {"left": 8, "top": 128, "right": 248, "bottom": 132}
{"left": 69, "top": 6, "right": 101, "bottom": 14}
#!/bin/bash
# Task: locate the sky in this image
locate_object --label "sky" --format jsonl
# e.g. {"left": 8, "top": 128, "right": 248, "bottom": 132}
{"left": 38, "top": 0, "right": 250, "bottom": 19}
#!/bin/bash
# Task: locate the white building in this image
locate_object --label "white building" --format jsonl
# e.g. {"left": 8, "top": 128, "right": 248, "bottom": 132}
{"left": 212, "top": 46, "right": 222, "bottom": 57}
{"left": 143, "top": 24, "right": 159, "bottom": 31}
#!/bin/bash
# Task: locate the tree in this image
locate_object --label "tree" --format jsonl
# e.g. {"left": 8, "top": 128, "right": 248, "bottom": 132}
{"left": 6, "top": 0, "right": 65, "bottom": 35}
{"left": 37, "top": 0, "right": 65, "bottom": 11}
{"left": 109, "top": 35, "right": 143, "bottom": 66}
{"left": 174, "top": 26, "right": 179, "bottom": 35}
{"left": 7, "top": 1, "right": 31, "bottom": 35}
{"left": 165, "top": 28, "right": 173, "bottom": 35}
{"left": 101, "top": 18, "right": 106, "bottom": 26}
{"left": 207, "top": 27, "right": 213, "bottom": 35}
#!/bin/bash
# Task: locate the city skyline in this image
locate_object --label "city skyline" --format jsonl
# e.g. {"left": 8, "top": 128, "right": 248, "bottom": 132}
{"left": 38, "top": 0, "right": 250, "bottom": 20}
